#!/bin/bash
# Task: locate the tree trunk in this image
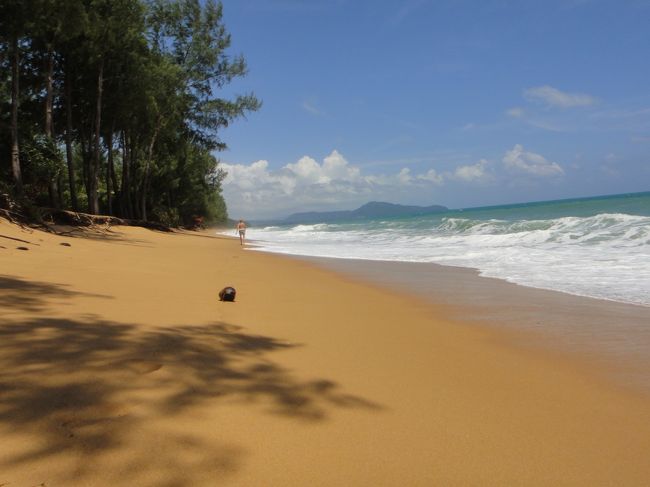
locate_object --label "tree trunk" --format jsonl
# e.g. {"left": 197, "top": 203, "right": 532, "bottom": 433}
{"left": 80, "top": 132, "right": 90, "bottom": 198}
{"left": 140, "top": 171, "right": 148, "bottom": 221}
{"left": 89, "top": 60, "right": 103, "bottom": 214}
{"left": 10, "top": 34, "right": 23, "bottom": 193}
{"left": 106, "top": 127, "right": 114, "bottom": 215}
{"left": 119, "top": 131, "right": 126, "bottom": 217}
{"left": 141, "top": 117, "right": 163, "bottom": 222}
{"left": 57, "top": 173, "right": 64, "bottom": 206}
{"left": 110, "top": 155, "right": 119, "bottom": 203}
{"left": 109, "top": 122, "right": 119, "bottom": 207}
{"left": 45, "top": 47, "right": 54, "bottom": 136}
{"left": 130, "top": 133, "right": 138, "bottom": 219}
{"left": 45, "top": 46, "right": 59, "bottom": 208}
{"left": 120, "top": 130, "right": 132, "bottom": 219}
{"left": 64, "top": 64, "right": 78, "bottom": 211}
{"left": 47, "top": 183, "right": 55, "bottom": 206}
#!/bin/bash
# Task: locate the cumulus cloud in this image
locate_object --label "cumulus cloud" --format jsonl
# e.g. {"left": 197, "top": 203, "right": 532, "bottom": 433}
{"left": 223, "top": 148, "right": 568, "bottom": 217}
{"left": 416, "top": 168, "right": 444, "bottom": 184}
{"left": 323, "top": 150, "right": 361, "bottom": 180}
{"left": 221, "top": 150, "right": 468, "bottom": 218}
{"left": 524, "top": 85, "right": 597, "bottom": 108}
{"left": 451, "top": 159, "right": 492, "bottom": 183}
{"left": 397, "top": 167, "right": 413, "bottom": 184}
{"left": 502, "top": 144, "right": 564, "bottom": 177}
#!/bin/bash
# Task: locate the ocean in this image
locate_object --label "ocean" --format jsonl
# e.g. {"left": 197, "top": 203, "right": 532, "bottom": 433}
{"left": 234, "top": 191, "right": 650, "bottom": 307}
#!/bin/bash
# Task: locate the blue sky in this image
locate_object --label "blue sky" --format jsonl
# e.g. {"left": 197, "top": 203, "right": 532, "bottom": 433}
{"left": 217, "top": 0, "right": 650, "bottom": 219}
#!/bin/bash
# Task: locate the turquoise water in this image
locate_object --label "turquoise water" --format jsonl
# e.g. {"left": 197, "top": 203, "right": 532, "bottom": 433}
{"left": 453, "top": 191, "right": 650, "bottom": 221}
{"left": 237, "top": 192, "right": 650, "bottom": 306}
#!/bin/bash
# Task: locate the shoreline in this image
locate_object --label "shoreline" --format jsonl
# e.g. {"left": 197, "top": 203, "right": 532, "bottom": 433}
{"left": 2, "top": 220, "right": 650, "bottom": 485}
{"left": 289, "top": 254, "right": 650, "bottom": 394}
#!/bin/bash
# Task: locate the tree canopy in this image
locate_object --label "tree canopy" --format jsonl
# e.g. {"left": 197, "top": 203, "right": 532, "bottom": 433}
{"left": 0, "top": 0, "right": 259, "bottom": 226}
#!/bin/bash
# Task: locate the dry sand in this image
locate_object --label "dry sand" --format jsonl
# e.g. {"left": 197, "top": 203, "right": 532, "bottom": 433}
{"left": 1, "top": 218, "right": 649, "bottom": 486}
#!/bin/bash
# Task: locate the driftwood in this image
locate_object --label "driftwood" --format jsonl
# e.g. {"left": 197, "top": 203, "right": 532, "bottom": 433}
{"left": 39, "top": 209, "right": 172, "bottom": 232}
{"left": 0, "top": 208, "right": 25, "bottom": 224}
{"left": 1, "top": 193, "right": 173, "bottom": 233}
{"left": 0, "top": 233, "right": 35, "bottom": 244}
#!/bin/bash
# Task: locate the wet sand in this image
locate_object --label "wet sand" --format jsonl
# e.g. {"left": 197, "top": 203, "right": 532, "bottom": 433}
{"left": 1, "top": 218, "right": 650, "bottom": 486}
{"left": 304, "top": 257, "right": 650, "bottom": 392}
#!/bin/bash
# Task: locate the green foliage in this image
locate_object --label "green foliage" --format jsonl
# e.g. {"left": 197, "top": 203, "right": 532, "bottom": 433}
{"left": 0, "top": 0, "right": 259, "bottom": 224}
{"left": 22, "top": 135, "right": 64, "bottom": 181}
{"left": 146, "top": 0, "right": 262, "bottom": 151}
{"left": 21, "top": 135, "right": 65, "bottom": 205}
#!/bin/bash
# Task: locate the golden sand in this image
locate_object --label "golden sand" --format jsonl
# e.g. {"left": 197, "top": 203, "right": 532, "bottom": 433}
{"left": 1, "top": 219, "right": 649, "bottom": 486}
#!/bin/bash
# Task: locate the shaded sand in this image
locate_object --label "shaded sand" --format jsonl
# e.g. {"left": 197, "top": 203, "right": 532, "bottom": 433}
{"left": 1, "top": 219, "right": 650, "bottom": 486}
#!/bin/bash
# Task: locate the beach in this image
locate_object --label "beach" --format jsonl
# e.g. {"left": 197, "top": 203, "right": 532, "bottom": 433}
{"left": 306, "top": 257, "right": 650, "bottom": 392}
{"left": 1, "top": 218, "right": 650, "bottom": 486}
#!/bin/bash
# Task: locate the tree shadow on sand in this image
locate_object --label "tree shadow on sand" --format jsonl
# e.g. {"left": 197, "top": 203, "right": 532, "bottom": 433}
{"left": 0, "top": 313, "right": 381, "bottom": 485}
{"left": 0, "top": 275, "right": 112, "bottom": 312}
{"left": 48, "top": 224, "right": 156, "bottom": 246}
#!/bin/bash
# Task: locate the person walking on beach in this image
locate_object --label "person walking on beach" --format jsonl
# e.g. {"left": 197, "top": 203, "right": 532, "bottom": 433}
{"left": 236, "top": 219, "right": 247, "bottom": 245}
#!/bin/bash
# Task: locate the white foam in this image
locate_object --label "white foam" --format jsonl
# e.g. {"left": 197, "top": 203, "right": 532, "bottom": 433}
{"left": 223, "top": 213, "right": 650, "bottom": 307}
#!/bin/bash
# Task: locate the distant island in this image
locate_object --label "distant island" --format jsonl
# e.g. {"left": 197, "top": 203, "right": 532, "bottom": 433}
{"left": 283, "top": 201, "right": 448, "bottom": 224}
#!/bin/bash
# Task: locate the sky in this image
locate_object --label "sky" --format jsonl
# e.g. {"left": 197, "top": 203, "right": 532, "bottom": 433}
{"left": 216, "top": 0, "right": 650, "bottom": 219}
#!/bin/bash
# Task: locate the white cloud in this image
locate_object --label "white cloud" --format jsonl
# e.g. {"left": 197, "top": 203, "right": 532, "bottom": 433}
{"left": 502, "top": 144, "right": 564, "bottom": 177}
{"left": 221, "top": 150, "right": 452, "bottom": 218}
{"left": 301, "top": 101, "right": 321, "bottom": 115}
{"left": 323, "top": 150, "right": 361, "bottom": 180}
{"left": 506, "top": 107, "right": 525, "bottom": 118}
{"left": 224, "top": 149, "right": 570, "bottom": 218}
{"left": 284, "top": 156, "right": 324, "bottom": 183}
{"left": 397, "top": 167, "right": 413, "bottom": 184}
{"left": 524, "top": 85, "right": 597, "bottom": 108}
{"left": 451, "top": 159, "right": 492, "bottom": 183}
{"left": 417, "top": 168, "right": 444, "bottom": 184}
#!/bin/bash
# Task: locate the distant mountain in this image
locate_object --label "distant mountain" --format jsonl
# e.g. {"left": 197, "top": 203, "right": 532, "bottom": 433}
{"left": 284, "top": 201, "right": 448, "bottom": 223}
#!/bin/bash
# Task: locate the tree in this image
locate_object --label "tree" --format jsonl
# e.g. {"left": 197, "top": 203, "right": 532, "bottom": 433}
{"left": 0, "top": 0, "right": 258, "bottom": 225}
{"left": 30, "top": 0, "right": 85, "bottom": 207}
{"left": 0, "top": 0, "right": 31, "bottom": 193}
{"left": 84, "top": 0, "right": 146, "bottom": 214}
{"left": 148, "top": 0, "right": 261, "bottom": 153}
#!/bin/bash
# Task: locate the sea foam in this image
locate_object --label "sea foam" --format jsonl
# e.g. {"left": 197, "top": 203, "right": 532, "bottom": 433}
{"left": 226, "top": 208, "right": 650, "bottom": 307}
